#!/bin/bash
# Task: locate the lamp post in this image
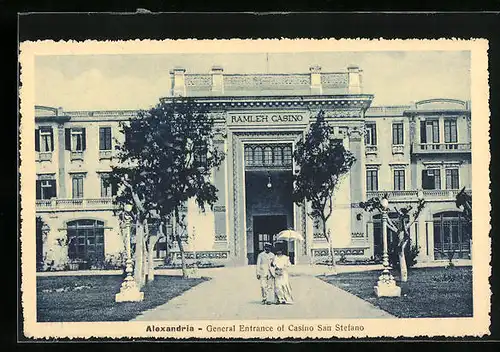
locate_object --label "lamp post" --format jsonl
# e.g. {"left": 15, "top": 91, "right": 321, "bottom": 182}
{"left": 115, "top": 203, "right": 144, "bottom": 302}
{"left": 374, "top": 195, "right": 401, "bottom": 297}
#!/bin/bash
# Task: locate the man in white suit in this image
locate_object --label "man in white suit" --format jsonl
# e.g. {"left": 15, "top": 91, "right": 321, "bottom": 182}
{"left": 256, "top": 242, "right": 275, "bottom": 305}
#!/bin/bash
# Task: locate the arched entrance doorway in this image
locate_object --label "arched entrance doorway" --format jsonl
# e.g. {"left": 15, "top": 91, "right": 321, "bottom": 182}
{"left": 67, "top": 219, "right": 105, "bottom": 265}
{"left": 433, "top": 211, "right": 471, "bottom": 259}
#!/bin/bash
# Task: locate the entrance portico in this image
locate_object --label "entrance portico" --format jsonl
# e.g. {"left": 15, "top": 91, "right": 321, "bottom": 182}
{"left": 212, "top": 96, "right": 373, "bottom": 266}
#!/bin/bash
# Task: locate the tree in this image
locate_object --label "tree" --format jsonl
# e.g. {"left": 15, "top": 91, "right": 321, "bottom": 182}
{"left": 292, "top": 110, "right": 356, "bottom": 273}
{"left": 108, "top": 97, "right": 225, "bottom": 283}
{"left": 359, "top": 195, "right": 425, "bottom": 282}
{"left": 456, "top": 186, "right": 472, "bottom": 235}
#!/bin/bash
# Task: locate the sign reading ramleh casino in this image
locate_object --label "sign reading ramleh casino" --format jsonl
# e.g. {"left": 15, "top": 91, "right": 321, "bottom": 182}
{"left": 35, "top": 64, "right": 471, "bottom": 270}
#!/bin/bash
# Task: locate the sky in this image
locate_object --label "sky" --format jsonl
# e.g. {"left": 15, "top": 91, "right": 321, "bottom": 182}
{"left": 34, "top": 51, "right": 471, "bottom": 111}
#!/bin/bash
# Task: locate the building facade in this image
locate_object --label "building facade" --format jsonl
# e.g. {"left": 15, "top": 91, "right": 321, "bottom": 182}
{"left": 35, "top": 65, "right": 472, "bottom": 270}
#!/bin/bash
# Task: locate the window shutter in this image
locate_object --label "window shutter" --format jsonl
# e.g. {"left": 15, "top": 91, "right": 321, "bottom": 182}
{"left": 65, "top": 129, "right": 71, "bottom": 150}
{"left": 81, "top": 128, "right": 86, "bottom": 150}
{"left": 422, "top": 170, "right": 428, "bottom": 189}
{"left": 435, "top": 169, "right": 441, "bottom": 189}
{"left": 50, "top": 128, "right": 54, "bottom": 151}
{"left": 35, "top": 129, "right": 40, "bottom": 152}
{"left": 392, "top": 125, "right": 396, "bottom": 145}
{"left": 107, "top": 127, "right": 112, "bottom": 150}
{"left": 432, "top": 121, "right": 440, "bottom": 143}
{"left": 50, "top": 180, "right": 57, "bottom": 198}
{"left": 420, "top": 121, "right": 426, "bottom": 143}
{"left": 372, "top": 125, "right": 377, "bottom": 145}
{"left": 35, "top": 180, "right": 41, "bottom": 199}
{"left": 99, "top": 127, "right": 104, "bottom": 150}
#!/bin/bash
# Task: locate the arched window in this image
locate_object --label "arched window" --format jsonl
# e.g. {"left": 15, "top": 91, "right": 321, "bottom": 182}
{"left": 263, "top": 146, "right": 273, "bottom": 165}
{"left": 244, "top": 146, "right": 254, "bottom": 166}
{"left": 283, "top": 146, "right": 292, "bottom": 166}
{"left": 67, "top": 220, "right": 105, "bottom": 261}
{"left": 254, "top": 146, "right": 263, "bottom": 166}
{"left": 433, "top": 211, "right": 470, "bottom": 259}
{"left": 273, "top": 147, "right": 283, "bottom": 166}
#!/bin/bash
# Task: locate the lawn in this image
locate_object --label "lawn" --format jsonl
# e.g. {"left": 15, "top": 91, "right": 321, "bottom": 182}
{"left": 37, "top": 275, "right": 208, "bottom": 322}
{"left": 319, "top": 266, "right": 473, "bottom": 318}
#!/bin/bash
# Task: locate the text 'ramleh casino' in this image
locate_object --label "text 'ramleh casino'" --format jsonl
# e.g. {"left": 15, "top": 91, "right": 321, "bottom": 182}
{"left": 34, "top": 64, "right": 472, "bottom": 271}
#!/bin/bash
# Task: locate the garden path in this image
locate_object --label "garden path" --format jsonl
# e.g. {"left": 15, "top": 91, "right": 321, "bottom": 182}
{"left": 133, "top": 265, "right": 394, "bottom": 321}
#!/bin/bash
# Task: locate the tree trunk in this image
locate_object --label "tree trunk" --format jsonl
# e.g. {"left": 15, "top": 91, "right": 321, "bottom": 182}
{"left": 176, "top": 235, "right": 188, "bottom": 278}
{"left": 399, "top": 239, "right": 409, "bottom": 282}
{"left": 134, "top": 220, "right": 145, "bottom": 288}
{"left": 324, "top": 219, "right": 337, "bottom": 275}
{"left": 147, "top": 235, "right": 159, "bottom": 283}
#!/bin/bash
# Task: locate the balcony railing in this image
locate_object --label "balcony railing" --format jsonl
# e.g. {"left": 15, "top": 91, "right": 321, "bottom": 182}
{"left": 36, "top": 152, "right": 53, "bottom": 162}
{"left": 391, "top": 145, "right": 405, "bottom": 155}
{"left": 412, "top": 143, "right": 471, "bottom": 154}
{"left": 99, "top": 150, "right": 113, "bottom": 160}
{"left": 365, "top": 145, "right": 378, "bottom": 155}
{"left": 70, "top": 151, "right": 84, "bottom": 161}
{"left": 36, "top": 198, "right": 116, "bottom": 211}
{"left": 366, "top": 189, "right": 472, "bottom": 202}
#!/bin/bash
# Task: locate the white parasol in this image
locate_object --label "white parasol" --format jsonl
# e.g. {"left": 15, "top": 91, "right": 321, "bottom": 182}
{"left": 276, "top": 230, "right": 303, "bottom": 263}
{"left": 276, "top": 229, "right": 304, "bottom": 241}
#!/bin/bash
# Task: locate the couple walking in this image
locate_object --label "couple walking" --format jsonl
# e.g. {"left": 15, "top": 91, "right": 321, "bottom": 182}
{"left": 256, "top": 242, "right": 294, "bottom": 305}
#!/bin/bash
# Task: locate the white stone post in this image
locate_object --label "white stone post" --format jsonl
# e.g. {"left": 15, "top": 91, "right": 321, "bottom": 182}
{"left": 115, "top": 216, "right": 144, "bottom": 302}
{"left": 374, "top": 198, "right": 401, "bottom": 297}
{"left": 211, "top": 66, "right": 224, "bottom": 94}
{"left": 171, "top": 67, "right": 186, "bottom": 97}
{"left": 347, "top": 65, "right": 363, "bottom": 94}
{"left": 309, "top": 65, "right": 322, "bottom": 94}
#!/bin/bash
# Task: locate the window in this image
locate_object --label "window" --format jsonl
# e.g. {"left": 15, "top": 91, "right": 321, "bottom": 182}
{"left": 254, "top": 146, "right": 263, "bottom": 166}
{"left": 67, "top": 220, "right": 105, "bottom": 261}
{"left": 392, "top": 123, "right": 404, "bottom": 145}
{"left": 433, "top": 212, "right": 470, "bottom": 259}
{"left": 99, "top": 127, "right": 112, "bottom": 150}
{"left": 193, "top": 146, "right": 207, "bottom": 167}
{"left": 65, "top": 128, "right": 86, "bottom": 152}
{"left": 444, "top": 119, "right": 458, "bottom": 143}
{"left": 72, "top": 175, "right": 84, "bottom": 199}
{"left": 100, "top": 174, "right": 116, "bottom": 198}
{"left": 244, "top": 147, "right": 253, "bottom": 166}
{"left": 420, "top": 120, "right": 440, "bottom": 143}
{"left": 366, "top": 169, "right": 378, "bottom": 191}
{"left": 365, "top": 123, "right": 377, "bottom": 146}
{"left": 393, "top": 170, "right": 405, "bottom": 191}
{"left": 36, "top": 179, "right": 56, "bottom": 200}
{"left": 273, "top": 147, "right": 283, "bottom": 166}
{"left": 35, "top": 127, "right": 54, "bottom": 152}
{"left": 446, "top": 169, "right": 460, "bottom": 190}
{"left": 422, "top": 169, "right": 441, "bottom": 190}
{"left": 282, "top": 146, "right": 292, "bottom": 166}
{"left": 244, "top": 144, "right": 293, "bottom": 168}
{"left": 263, "top": 147, "right": 273, "bottom": 165}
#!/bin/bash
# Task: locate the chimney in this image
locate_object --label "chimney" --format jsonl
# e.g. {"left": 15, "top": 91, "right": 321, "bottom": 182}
{"left": 171, "top": 67, "right": 186, "bottom": 97}
{"left": 347, "top": 65, "right": 363, "bottom": 94}
{"left": 309, "top": 65, "right": 322, "bottom": 94}
{"left": 211, "top": 66, "right": 224, "bottom": 94}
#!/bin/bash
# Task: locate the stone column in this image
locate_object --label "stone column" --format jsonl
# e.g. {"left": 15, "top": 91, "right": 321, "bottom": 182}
{"left": 348, "top": 65, "right": 363, "bottom": 94}
{"left": 171, "top": 67, "right": 186, "bottom": 97}
{"left": 57, "top": 123, "right": 66, "bottom": 198}
{"left": 409, "top": 116, "right": 418, "bottom": 189}
{"left": 211, "top": 66, "right": 224, "bottom": 94}
{"left": 309, "top": 65, "right": 322, "bottom": 94}
{"left": 213, "top": 138, "right": 227, "bottom": 249}
{"left": 348, "top": 128, "right": 365, "bottom": 243}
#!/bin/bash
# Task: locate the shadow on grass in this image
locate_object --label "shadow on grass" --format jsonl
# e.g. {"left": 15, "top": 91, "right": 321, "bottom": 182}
{"left": 37, "top": 275, "right": 209, "bottom": 322}
{"left": 319, "top": 266, "right": 473, "bottom": 318}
